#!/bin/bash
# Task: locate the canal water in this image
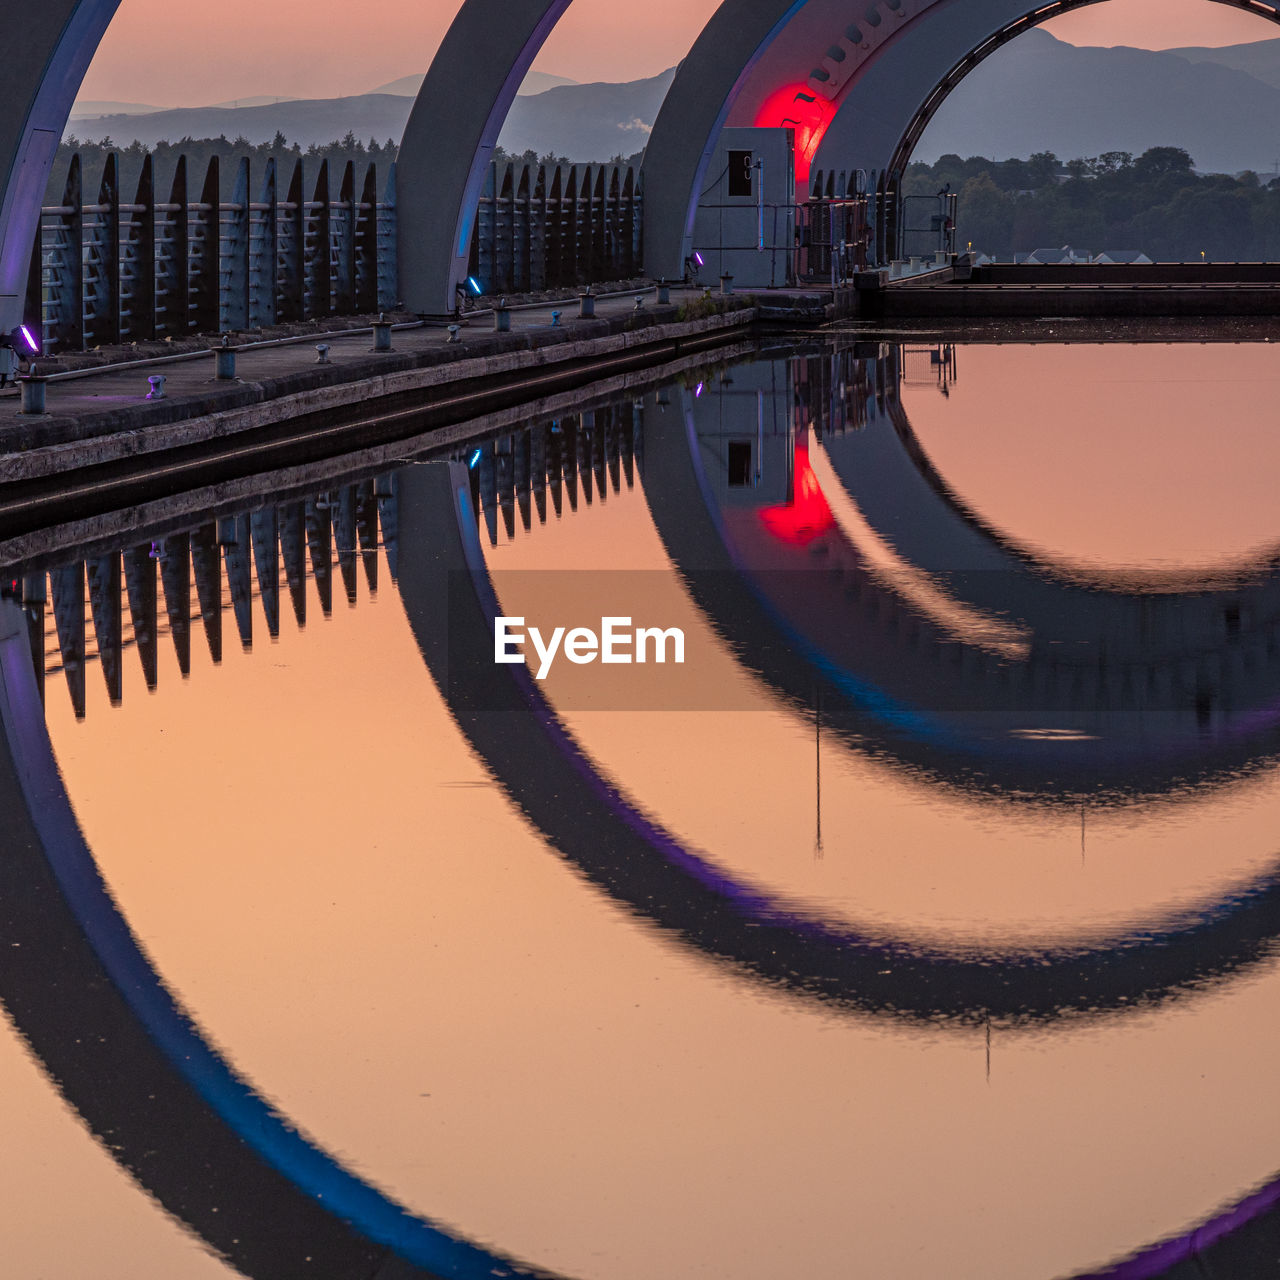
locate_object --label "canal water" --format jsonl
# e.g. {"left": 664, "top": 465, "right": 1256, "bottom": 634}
{"left": 5, "top": 334, "right": 1280, "bottom": 1279}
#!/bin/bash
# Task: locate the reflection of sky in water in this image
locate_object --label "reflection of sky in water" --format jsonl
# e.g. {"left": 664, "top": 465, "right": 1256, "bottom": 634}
{"left": 900, "top": 342, "right": 1280, "bottom": 578}
{"left": 13, "top": 338, "right": 1280, "bottom": 1280}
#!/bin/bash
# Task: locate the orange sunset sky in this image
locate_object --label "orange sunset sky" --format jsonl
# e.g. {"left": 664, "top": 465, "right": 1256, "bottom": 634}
{"left": 77, "top": 0, "right": 1276, "bottom": 107}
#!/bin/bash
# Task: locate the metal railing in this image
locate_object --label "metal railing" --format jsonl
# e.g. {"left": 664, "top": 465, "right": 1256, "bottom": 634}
{"left": 32, "top": 152, "right": 398, "bottom": 354}
{"left": 469, "top": 160, "right": 643, "bottom": 295}
{"left": 23, "top": 148, "right": 911, "bottom": 353}
{"left": 899, "top": 191, "right": 959, "bottom": 263}
{"left": 796, "top": 197, "right": 871, "bottom": 282}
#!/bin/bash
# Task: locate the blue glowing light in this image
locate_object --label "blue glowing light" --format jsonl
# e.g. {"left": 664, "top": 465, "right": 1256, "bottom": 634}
{"left": 468, "top": 449, "right": 482, "bottom": 469}
{"left": 467, "top": 277, "right": 483, "bottom": 295}
{"left": 693, "top": 251, "right": 705, "bottom": 268}
{"left": 695, "top": 382, "right": 705, "bottom": 398}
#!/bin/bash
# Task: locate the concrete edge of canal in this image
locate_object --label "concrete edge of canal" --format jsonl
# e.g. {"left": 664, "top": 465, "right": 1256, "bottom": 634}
{"left": 0, "top": 302, "right": 759, "bottom": 485}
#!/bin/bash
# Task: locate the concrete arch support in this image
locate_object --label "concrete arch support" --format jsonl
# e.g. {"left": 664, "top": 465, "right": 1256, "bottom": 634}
{"left": 0, "top": 0, "right": 121, "bottom": 333}
{"left": 397, "top": 0, "right": 572, "bottom": 317}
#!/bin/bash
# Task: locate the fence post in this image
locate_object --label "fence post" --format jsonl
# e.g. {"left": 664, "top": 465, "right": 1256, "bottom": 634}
{"left": 529, "top": 165, "right": 548, "bottom": 293}
{"left": 566, "top": 166, "right": 584, "bottom": 285}
{"left": 620, "top": 167, "right": 637, "bottom": 278}
{"left": 120, "top": 154, "right": 156, "bottom": 342}
{"left": 633, "top": 167, "right": 644, "bottom": 274}
{"left": 332, "top": 160, "right": 355, "bottom": 315}
{"left": 44, "top": 153, "right": 83, "bottom": 351}
{"left": 591, "top": 166, "right": 607, "bottom": 282}
{"left": 155, "top": 154, "right": 188, "bottom": 339}
{"left": 304, "top": 159, "right": 330, "bottom": 319}
{"left": 250, "top": 157, "right": 277, "bottom": 329}
{"left": 189, "top": 155, "right": 220, "bottom": 334}
{"left": 377, "top": 162, "right": 397, "bottom": 312}
{"left": 514, "top": 164, "right": 531, "bottom": 293}
{"left": 278, "top": 159, "right": 304, "bottom": 322}
{"left": 495, "top": 163, "right": 514, "bottom": 294}
{"left": 606, "top": 166, "right": 622, "bottom": 278}
{"left": 221, "top": 157, "right": 250, "bottom": 331}
{"left": 545, "top": 166, "right": 565, "bottom": 289}
{"left": 355, "top": 162, "right": 378, "bottom": 312}
{"left": 84, "top": 153, "right": 121, "bottom": 347}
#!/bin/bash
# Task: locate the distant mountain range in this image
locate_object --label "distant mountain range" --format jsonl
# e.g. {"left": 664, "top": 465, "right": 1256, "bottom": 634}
{"left": 368, "top": 70, "right": 577, "bottom": 98}
{"left": 69, "top": 69, "right": 577, "bottom": 124}
{"left": 65, "top": 32, "right": 1280, "bottom": 172}
{"left": 915, "top": 29, "right": 1280, "bottom": 173}
{"left": 66, "top": 68, "right": 662, "bottom": 161}
{"left": 69, "top": 94, "right": 303, "bottom": 119}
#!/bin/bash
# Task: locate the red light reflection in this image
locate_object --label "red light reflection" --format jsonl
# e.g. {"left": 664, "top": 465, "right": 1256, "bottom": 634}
{"left": 759, "top": 432, "right": 835, "bottom": 546}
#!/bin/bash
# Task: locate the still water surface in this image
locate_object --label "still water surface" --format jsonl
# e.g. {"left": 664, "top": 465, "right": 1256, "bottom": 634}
{"left": 7, "top": 336, "right": 1280, "bottom": 1279}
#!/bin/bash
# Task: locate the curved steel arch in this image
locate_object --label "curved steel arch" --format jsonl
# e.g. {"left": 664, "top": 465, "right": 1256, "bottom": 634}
{"left": 809, "top": 0, "right": 1280, "bottom": 257}
{"left": 11, "top": 0, "right": 1280, "bottom": 328}
{"left": 0, "top": 599, "right": 564, "bottom": 1280}
{"left": 396, "top": 460, "right": 1280, "bottom": 1030}
{"left": 0, "top": 0, "right": 122, "bottom": 333}
{"left": 3, "top": 466, "right": 1280, "bottom": 1278}
{"left": 652, "top": 358, "right": 1280, "bottom": 800}
{"left": 397, "top": 0, "right": 824, "bottom": 310}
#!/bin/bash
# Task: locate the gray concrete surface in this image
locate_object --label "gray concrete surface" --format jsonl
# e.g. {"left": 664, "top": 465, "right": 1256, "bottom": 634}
{"left": 0, "top": 287, "right": 756, "bottom": 482}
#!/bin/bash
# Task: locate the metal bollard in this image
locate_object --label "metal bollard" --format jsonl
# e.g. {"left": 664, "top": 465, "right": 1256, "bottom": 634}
{"left": 550, "top": 310, "right": 562, "bottom": 327}
{"left": 18, "top": 373, "right": 46, "bottom": 415}
{"left": 214, "top": 334, "right": 237, "bottom": 380}
{"left": 447, "top": 325, "right": 461, "bottom": 344}
{"left": 494, "top": 299, "right": 511, "bottom": 332}
{"left": 315, "top": 343, "right": 330, "bottom": 364}
{"left": 720, "top": 274, "right": 734, "bottom": 296}
{"left": 579, "top": 289, "right": 595, "bottom": 318}
{"left": 372, "top": 312, "right": 393, "bottom": 352}
{"left": 146, "top": 375, "right": 167, "bottom": 400}
{"left": 657, "top": 278, "right": 671, "bottom": 305}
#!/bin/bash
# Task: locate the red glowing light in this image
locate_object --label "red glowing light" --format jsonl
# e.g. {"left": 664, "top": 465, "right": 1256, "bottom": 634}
{"left": 759, "top": 434, "right": 835, "bottom": 546}
{"left": 753, "top": 83, "right": 835, "bottom": 189}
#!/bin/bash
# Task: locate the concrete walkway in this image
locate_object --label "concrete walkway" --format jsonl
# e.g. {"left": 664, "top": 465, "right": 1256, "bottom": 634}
{"left": 0, "top": 286, "right": 760, "bottom": 481}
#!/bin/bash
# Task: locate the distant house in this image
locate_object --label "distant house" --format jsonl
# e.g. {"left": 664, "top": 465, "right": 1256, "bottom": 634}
{"left": 1026, "top": 246, "right": 1088, "bottom": 265}
{"left": 1092, "top": 249, "right": 1153, "bottom": 265}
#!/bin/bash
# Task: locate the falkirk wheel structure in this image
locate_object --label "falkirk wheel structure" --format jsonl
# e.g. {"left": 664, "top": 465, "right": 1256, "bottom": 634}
{"left": 8, "top": 0, "right": 1280, "bottom": 327}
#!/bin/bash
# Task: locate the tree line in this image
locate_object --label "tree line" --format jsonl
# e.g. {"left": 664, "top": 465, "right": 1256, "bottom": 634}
{"left": 45, "top": 133, "right": 644, "bottom": 207}
{"left": 47, "top": 131, "right": 401, "bottom": 203}
{"left": 903, "top": 146, "right": 1280, "bottom": 261}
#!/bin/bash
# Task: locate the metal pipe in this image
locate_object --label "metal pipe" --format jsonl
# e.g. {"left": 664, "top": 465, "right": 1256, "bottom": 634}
{"left": 40, "top": 320, "right": 427, "bottom": 384}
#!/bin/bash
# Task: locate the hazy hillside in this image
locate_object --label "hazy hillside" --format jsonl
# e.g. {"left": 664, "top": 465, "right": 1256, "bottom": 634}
{"left": 69, "top": 69, "right": 673, "bottom": 162}
{"left": 1163, "top": 36, "right": 1280, "bottom": 89}
{"left": 915, "top": 29, "right": 1280, "bottom": 174}
{"left": 70, "top": 99, "right": 162, "bottom": 118}
{"left": 370, "top": 70, "right": 577, "bottom": 97}
{"left": 69, "top": 95, "right": 416, "bottom": 150}
{"left": 496, "top": 69, "right": 674, "bottom": 160}
{"left": 65, "top": 31, "right": 1280, "bottom": 173}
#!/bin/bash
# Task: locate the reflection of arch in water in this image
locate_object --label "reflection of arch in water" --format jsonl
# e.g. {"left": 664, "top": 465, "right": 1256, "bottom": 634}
{"left": 0, "top": 600, "right": 564, "bottom": 1279}
{"left": 882, "top": 373, "right": 1280, "bottom": 596}
{"left": 3, "top": 458, "right": 1280, "bottom": 1280}
{"left": 396, "top": 460, "right": 1280, "bottom": 1032}
{"left": 652, "top": 350, "right": 1280, "bottom": 801}
{"left": 395, "top": 457, "right": 1280, "bottom": 1276}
